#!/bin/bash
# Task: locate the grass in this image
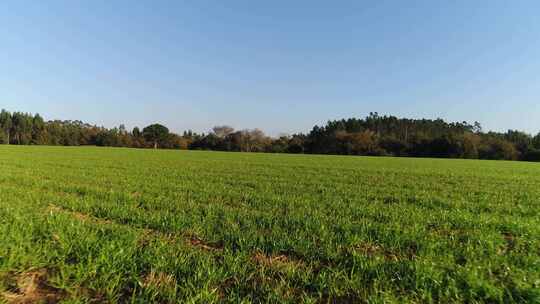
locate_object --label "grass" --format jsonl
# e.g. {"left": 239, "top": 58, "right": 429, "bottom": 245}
{"left": 0, "top": 145, "right": 538, "bottom": 303}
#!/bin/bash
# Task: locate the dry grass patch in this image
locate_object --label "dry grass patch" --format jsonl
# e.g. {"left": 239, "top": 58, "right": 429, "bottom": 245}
{"left": 251, "top": 251, "right": 304, "bottom": 270}
{"left": 498, "top": 232, "right": 517, "bottom": 255}
{"left": 142, "top": 271, "right": 177, "bottom": 291}
{"left": 354, "top": 242, "right": 417, "bottom": 262}
{"left": 46, "top": 204, "right": 112, "bottom": 225}
{"left": 188, "top": 236, "right": 223, "bottom": 251}
{"left": 1, "top": 269, "right": 66, "bottom": 304}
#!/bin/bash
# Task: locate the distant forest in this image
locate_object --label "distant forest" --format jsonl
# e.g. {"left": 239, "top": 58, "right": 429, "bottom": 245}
{"left": 2, "top": 109, "right": 540, "bottom": 161}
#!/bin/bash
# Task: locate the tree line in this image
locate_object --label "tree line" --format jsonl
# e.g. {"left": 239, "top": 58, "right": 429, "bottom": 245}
{"left": 2, "top": 110, "right": 540, "bottom": 161}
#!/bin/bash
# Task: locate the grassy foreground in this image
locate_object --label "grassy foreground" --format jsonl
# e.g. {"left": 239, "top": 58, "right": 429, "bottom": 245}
{"left": 0, "top": 146, "right": 538, "bottom": 303}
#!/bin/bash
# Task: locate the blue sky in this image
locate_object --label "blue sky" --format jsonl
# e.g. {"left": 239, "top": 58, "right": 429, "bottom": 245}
{"left": 1, "top": 1, "right": 539, "bottom": 136}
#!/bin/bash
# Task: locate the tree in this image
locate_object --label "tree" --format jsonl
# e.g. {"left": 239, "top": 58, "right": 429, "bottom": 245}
{"left": 31, "top": 114, "right": 46, "bottom": 144}
{"left": 268, "top": 135, "right": 290, "bottom": 153}
{"left": 143, "top": 124, "right": 169, "bottom": 149}
{"left": 230, "top": 129, "right": 269, "bottom": 152}
{"left": 379, "top": 137, "right": 408, "bottom": 156}
{"left": 11, "top": 112, "right": 32, "bottom": 144}
{"left": 287, "top": 134, "right": 305, "bottom": 154}
{"left": 479, "top": 137, "right": 519, "bottom": 160}
{"left": 212, "top": 126, "right": 234, "bottom": 138}
{"left": 462, "top": 132, "right": 481, "bottom": 159}
{"left": 132, "top": 127, "right": 141, "bottom": 138}
{"left": 504, "top": 130, "right": 531, "bottom": 157}
{"left": 532, "top": 132, "right": 540, "bottom": 150}
{"left": 0, "top": 109, "right": 538, "bottom": 161}
{"left": 0, "top": 110, "right": 12, "bottom": 144}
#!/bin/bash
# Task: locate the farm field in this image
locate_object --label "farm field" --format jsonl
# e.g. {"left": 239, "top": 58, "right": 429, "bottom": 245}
{"left": 0, "top": 146, "right": 539, "bottom": 303}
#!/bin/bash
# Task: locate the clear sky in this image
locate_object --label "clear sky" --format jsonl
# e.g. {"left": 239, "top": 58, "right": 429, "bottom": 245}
{"left": 1, "top": 1, "right": 539, "bottom": 136}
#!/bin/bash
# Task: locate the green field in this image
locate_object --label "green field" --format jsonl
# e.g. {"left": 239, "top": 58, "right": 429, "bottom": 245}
{"left": 0, "top": 146, "right": 538, "bottom": 303}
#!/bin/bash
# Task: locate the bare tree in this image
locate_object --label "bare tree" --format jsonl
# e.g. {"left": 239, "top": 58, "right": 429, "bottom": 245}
{"left": 212, "top": 125, "right": 235, "bottom": 138}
